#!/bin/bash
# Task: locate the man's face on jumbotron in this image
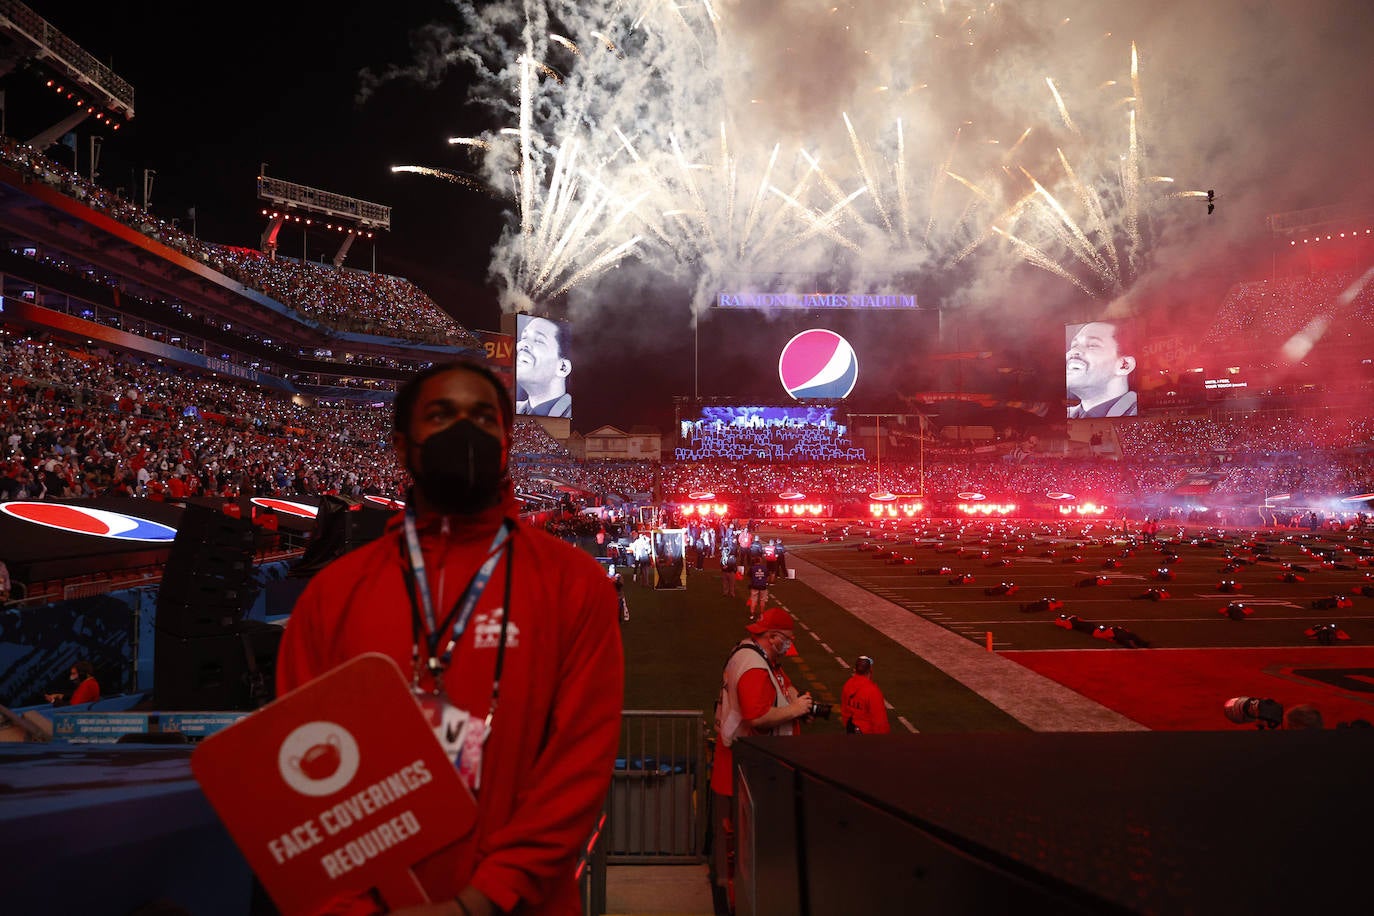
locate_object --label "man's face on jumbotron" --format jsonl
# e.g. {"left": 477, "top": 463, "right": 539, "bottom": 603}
{"left": 516, "top": 317, "right": 569, "bottom": 387}
{"left": 1066, "top": 321, "right": 1133, "bottom": 398}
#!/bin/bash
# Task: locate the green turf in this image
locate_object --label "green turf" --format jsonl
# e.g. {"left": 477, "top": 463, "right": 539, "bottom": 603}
{"left": 614, "top": 558, "right": 1027, "bottom": 735}
{"left": 605, "top": 519, "right": 1374, "bottom": 738}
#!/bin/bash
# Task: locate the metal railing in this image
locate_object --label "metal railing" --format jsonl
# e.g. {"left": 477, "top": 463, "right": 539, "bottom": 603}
{"left": 608, "top": 709, "right": 707, "bottom": 863}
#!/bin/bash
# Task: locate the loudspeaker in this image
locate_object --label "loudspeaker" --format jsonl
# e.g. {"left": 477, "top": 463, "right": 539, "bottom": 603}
{"left": 156, "top": 505, "right": 259, "bottom": 637}
{"left": 153, "top": 620, "right": 284, "bottom": 711}
{"left": 292, "top": 496, "right": 393, "bottom": 577}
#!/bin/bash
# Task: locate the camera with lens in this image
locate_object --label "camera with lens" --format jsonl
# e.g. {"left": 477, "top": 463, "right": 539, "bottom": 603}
{"left": 1223, "top": 696, "right": 1284, "bottom": 729}
{"left": 807, "top": 702, "right": 833, "bottom": 721}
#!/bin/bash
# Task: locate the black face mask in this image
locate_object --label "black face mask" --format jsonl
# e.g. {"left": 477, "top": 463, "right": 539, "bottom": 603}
{"left": 409, "top": 419, "right": 506, "bottom": 515}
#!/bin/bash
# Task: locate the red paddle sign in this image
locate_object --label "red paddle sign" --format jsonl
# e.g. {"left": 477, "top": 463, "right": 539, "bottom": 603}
{"left": 191, "top": 653, "right": 477, "bottom": 915}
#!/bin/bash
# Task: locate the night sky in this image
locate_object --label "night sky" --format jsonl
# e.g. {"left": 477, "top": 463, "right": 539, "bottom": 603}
{"left": 13, "top": 1, "right": 1374, "bottom": 436}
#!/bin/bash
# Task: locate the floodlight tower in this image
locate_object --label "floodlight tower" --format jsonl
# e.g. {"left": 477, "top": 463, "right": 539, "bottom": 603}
{"left": 0, "top": 1, "right": 135, "bottom": 155}
{"left": 256, "top": 168, "right": 391, "bottom": 269}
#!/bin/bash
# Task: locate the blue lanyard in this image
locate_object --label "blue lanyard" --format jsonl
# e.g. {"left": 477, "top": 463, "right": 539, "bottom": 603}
{"left": 402, "top": 506, "right": 513, "bottom": 690}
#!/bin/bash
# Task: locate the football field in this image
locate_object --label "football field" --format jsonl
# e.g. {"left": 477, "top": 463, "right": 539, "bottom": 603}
{"left": 620, "top": 519, "right": 1374, "bottom": 733}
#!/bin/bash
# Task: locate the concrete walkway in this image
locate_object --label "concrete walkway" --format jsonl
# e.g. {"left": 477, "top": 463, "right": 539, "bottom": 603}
{"left": 605, "top": 864, "right": 716, "bottom": 916}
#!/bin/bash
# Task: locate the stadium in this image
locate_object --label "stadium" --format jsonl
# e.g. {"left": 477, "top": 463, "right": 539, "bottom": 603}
{"left": 1, "top": 2, "right": 1374, "bottom": 915}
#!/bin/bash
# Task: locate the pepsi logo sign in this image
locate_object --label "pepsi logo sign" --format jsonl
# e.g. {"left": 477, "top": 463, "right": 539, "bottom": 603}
{"left": 363, "top": 495, "right": 405, "bottom": 509}
{"left": 0, "top": 502, "right": 178, "bottom": 542}
{"left": 778, "top": 329, "right": 858, "bottom": 400}
{"left": 251, "top": 498, "right": 319, "bottom": 519}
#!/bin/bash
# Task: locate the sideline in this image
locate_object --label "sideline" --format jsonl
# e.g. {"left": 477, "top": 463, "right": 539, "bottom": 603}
{"left": 785, "top": 552, "right": 1147, "bottom": 732}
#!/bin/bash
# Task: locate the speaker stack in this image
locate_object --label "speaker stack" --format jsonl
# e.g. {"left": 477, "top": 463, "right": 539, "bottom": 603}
{"left": 153, "top": 505, "right": 283, "bottom": 711}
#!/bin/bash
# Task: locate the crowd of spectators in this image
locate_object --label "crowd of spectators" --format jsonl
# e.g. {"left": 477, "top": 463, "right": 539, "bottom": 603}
{"left": 0, "top": 139, "right": 479, "bottom": 349}
{"left": 0, "top": 332, "right": 653, "bottom": 510}
{"left": 209, "top": 246, "right": 479, "bottom": 347}
{"left": 1203, "top": 269, "right": 1374, "bottom": 348}
{"left": 1116, "top": 414, "right": 1374, "bottom": 460}
{"left": 3, "top": 313, "right": 1373, "bottom": 548}
{"left": 0, "top": 331, "right": 407, "bottom": 503}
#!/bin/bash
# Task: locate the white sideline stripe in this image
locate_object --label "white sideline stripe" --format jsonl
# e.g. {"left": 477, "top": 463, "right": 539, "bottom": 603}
{"left": 785, "top": 555, "right": 1145, "bottom": 732}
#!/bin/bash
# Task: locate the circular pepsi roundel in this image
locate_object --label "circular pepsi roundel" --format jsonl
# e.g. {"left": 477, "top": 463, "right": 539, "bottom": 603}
{"left": 778, "top": 329, "right": 858, "bottom": 400}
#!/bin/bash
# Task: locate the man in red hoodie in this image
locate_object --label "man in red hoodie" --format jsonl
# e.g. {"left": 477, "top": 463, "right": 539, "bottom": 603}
{"left": 45, "top": 660, "right": 101, "bottom": 706}
{"left": 276, "top": 360, "right": 624, "bottom": 916}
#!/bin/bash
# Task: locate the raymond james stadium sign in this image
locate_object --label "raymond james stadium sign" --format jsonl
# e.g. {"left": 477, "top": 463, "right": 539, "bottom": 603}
{"left": 717, "top": 293, "right": 918, "bottom": 309}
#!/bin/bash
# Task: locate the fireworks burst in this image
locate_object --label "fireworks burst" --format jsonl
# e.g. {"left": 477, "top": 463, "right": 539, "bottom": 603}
{"left": 432, "top": 2, "right": 1203, "bottom": 313}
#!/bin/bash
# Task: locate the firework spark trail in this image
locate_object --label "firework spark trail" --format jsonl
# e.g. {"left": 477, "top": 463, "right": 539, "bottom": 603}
{"left": 669, "top": 132, "right": 721, "bottom": 258}
{"left": 719, "top": 122, "right": 736, "bottom": 257}
{"left": 952, "top": 188, "right": 1035, "bottom": 264}
{"left": 925, "top": 128, "right": 965, "bottom": 244}
{"left": 1020, "top": 166, "right": 1116, "bottom": 288}
{"left": 518, "top": 52, "right": 535, "bottom": 242}
{"left": 1124, "top": 108, "right": 1143, "bottom": 277}
{"left": 749, "top": 155, "right": 823, "bottom": 255}
{"left": 945, "top": 170, "right": 995, "bottom": 203}
{"left": 549, "top": 235, "right": 643, "bottom": 299}
{"left": 390, "top": 165, "right": 487, "bottom": 192}
{"left": 797, "top": 149, "right": 851, "bottom": 211}
{"left": 1045, "top": 77, "right": 1079, "bottom": 136}
{"left": 740, "top": 142, "right": 781, "bottom": 259}
{"left": 992, "top": 226, "right": 1096, "bottom": 297}
{"left": 843, "top": 112, "right": 894, "bottom": 235}
{"left": 1006, "top": 127, "right": 1033, "bottom": 159}
{"left": 1056, "top": 148, "right": 1119, "bottom": 278}
{"left": 769, "top": 185, "right": 866, "bottom": 254}
{"left": 895, "top": 118, "right": 913, "bottom": 247}
{"left": 527, "top": 141, "right": 588, "bottom": 295}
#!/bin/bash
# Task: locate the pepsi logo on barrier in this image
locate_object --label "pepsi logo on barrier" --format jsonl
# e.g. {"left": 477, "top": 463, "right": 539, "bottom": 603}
{"left": 251, "top": 497, "right": 319, "bottom": 519}
{"left": 778, "top": 329, "right": 858, "bottom": 400}
{"left": 0, "top": 501, "right": 178, "bottom": 542}
{"left": 363, "top": 495, "right": 405, "bottom": 509}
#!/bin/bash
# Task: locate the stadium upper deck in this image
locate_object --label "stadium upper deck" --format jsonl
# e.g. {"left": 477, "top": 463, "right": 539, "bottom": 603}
{"left": 0, "top": 137, "right": 481, "bottom": 401}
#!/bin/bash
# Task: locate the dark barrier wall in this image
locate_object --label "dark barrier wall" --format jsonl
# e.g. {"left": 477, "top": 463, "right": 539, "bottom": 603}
{"left": 731, "top": 732, "right": 1374, "bottom": 916}
{"left": 0, "top": 745, "right": 253, "bottom": 915}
